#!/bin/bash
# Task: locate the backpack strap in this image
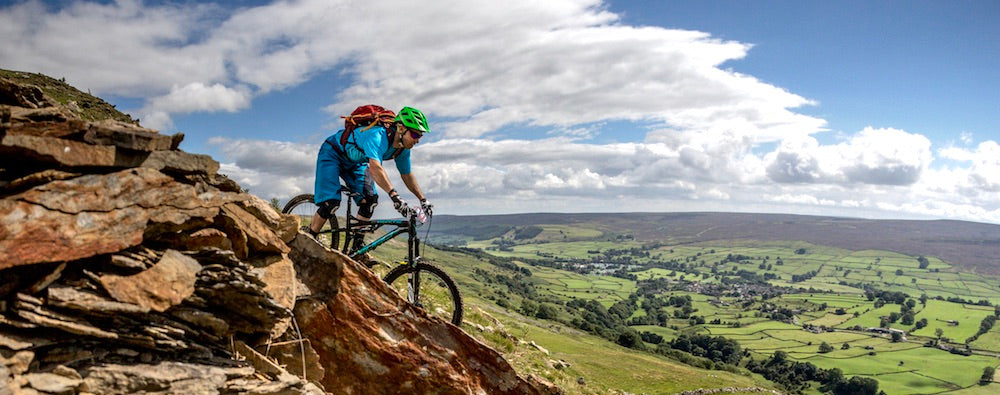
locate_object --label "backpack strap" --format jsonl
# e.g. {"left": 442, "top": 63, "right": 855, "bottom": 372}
{"left": 385, "top": 127, "right": 404, "bottom": 160}
{"left": 329, "top": 125, "right": 403, "bottom": 161}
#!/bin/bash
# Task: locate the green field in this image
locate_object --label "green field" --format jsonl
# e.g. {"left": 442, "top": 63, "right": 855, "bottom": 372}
{"left": 370, "top": 220, "right": 1000, "bottom": 394}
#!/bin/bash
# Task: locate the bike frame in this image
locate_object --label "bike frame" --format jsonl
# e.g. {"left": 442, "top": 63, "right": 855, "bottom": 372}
{"left": 287, "top": 188, "right": 458, "bottom": 323}
{"left": 337, "top": 189, "right": 425, "bottom": 302}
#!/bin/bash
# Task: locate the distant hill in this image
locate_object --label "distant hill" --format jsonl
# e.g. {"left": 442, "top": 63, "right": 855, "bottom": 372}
{"left": 430, "top": 212, "right": 1000, "bottom": 275}
{"left": 0, "top": 68, "right": 136, "bottom": 123}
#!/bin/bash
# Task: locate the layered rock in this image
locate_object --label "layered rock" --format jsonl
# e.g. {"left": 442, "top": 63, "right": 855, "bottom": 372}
{"left": 0, "top": 71, "right": 552, "bottom": 394}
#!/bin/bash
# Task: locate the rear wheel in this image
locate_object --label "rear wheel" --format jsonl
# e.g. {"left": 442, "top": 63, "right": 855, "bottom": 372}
{"left": 282, "top": 194, "right": 343, "bottom": 251}
{"left": 383, "top": 263, "right": 463, "bottom": 325}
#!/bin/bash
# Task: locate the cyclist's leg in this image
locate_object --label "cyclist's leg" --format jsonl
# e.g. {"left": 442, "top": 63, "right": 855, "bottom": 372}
{"left": 343, "top": 164, "right": 378, "bottom": 221}
{"left": 312, "top": 145, "right": 344, "bottom": 233}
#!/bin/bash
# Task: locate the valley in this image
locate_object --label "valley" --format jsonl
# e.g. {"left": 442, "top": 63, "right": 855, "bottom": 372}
{"left": 381, "top": 212, "right": 1000, "bottom": 394}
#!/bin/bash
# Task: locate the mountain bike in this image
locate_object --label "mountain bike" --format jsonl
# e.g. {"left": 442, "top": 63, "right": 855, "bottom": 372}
{"left": 282, "top": 191, "right": 463, "bottom": 325}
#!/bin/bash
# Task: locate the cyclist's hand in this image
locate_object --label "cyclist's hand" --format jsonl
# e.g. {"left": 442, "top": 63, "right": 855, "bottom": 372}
{"left": 420, "top": 199, "right": 433, "bottom": 217}
{"left": 392, "top": 197, "right": 410, "bottom": 216}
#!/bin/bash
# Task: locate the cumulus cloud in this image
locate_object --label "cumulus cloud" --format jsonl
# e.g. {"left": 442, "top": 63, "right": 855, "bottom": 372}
{"left": 3, "top": 0, "right": 997, "bottom": 223}
{"left": 209, "top": 129, "right": 1000, "bottom": 223}
{"left": 939, "top": 140, "right": 1000, "bottom": 193}
{"left": 764, "top": 127, "right": 932, "bottom": 186}
{"left": 148, "top": 83, "right": 251, "bottom": 113}
{"left": 208, "top": 137, "right": 315, "bottom": 177}
{"left": 1, "top": 0, "right": 825, "bottom": 141}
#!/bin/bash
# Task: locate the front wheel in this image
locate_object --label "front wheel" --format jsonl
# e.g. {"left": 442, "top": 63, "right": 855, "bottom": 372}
{"left": 383, "top": 263, "right": 463, "bottom": 326}
{"left": 281, "top": 193, "right": 344, "bottom": 251}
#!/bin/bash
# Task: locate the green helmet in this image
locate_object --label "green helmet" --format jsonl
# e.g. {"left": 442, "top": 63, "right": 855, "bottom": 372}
{"left": 395, "top": 106, "right": 430, "bottom": 133}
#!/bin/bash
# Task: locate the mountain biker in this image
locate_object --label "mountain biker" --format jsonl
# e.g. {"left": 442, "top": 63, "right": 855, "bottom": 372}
{"left": 304, "top": 106, "right": 434, "bottom": 238}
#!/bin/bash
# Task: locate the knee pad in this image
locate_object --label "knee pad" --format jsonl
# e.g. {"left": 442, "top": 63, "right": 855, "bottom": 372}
{"left": 316, "top": 200, "right": 339, "bottom": 219}
{"left": 358, "top": 194, "right": 379, "bottom": 218}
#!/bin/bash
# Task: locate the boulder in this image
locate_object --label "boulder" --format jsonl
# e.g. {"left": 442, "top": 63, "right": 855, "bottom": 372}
{"left": 0, "top": 71, "right": 555, "bottom": 394}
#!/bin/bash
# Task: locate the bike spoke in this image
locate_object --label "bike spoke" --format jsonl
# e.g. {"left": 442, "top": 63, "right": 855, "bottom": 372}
{"left": 384, "top": 263, "right": 463, "bottom": 325}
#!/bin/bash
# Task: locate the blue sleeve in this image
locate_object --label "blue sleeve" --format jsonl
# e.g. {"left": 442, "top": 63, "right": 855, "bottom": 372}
{"left": 394, "top": 149, "right": 412, "bottom": 175}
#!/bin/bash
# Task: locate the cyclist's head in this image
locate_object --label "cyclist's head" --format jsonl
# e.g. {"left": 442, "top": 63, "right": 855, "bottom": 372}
{"left": 395, "top": 107, "right": 430, "bottom": 134}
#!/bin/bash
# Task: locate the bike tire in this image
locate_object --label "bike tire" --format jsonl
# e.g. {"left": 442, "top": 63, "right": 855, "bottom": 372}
{"left": 382, "top": 263, "right": 463, "bottom": 326}
{"left": 281, "top": 193, "right": 343, "bottom": 251}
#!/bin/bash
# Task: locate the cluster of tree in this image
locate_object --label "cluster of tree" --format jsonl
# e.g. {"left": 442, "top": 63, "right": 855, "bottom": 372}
{"left": 967, "top": 314, "right": 997, "bottom": 344}
{"left": 790, "top": 270, "right": 819, "bottom": 283}
{"left": 721, "top": 269, "right": 771, "bottom": 285}
{"left": 513, "top": 226, "right": 544, "bottom": 240}
{"left": 746, "top": 351, "right": 881, "bottom": 394}
{"left": 982, "top": 366, "right": 996, "bottom": 385}
{"left": 879, "top": 298, "right": 919, "bottom": 327}
{"left": 864, "top": 288, "right": 909, "bottom": 305}
{"left": 609, "top": 267, "right": 639, "bottom": 281}
{"left": 720, "top": 253, "right": 754, "bottom": 265}
{"left": 565, "top": 297, "right": 638, "bottom": 341}
{"left": 472, "top": 268, "right": 537, "bottom": 300}
{"left": 519, "top": 299, "right": 560, "bottom": 320}
{"left": 665, "top": 334, "right": 742, "bottom": 365}
{"left": 917, "top": 255, "right": 930, "bottom": 269}
{"left": 759, "top": 304, "right": 797, "bottom": 323}
{"left": 939, "top": 296, "right": 993, "bottom": 307}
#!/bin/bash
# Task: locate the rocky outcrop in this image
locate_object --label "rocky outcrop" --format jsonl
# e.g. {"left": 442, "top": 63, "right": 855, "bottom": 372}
{"left": 0, "top": 71, "right": 551, "bottom": 394}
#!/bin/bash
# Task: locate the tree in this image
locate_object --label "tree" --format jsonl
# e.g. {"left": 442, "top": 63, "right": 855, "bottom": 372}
{"left": 935, "top": 328, "right": 944, "bottom": 339}
{"left": 535, "top": 303, "right": 559, "bottom": 320}
{"left": 982, "top": 366, "right": 996, "bottom": 385}
{"left": 616, "top": 328, "right": 644, "bottom": 350}
{"left": 520, "top": 300, "right": 538, "bottom": 317}
{"left": 834, "top": 376, "right": 880, "bottom": 395}
{"left": 819, "top": 342, "right": 835, "bottom": 353}
{"left": 891, "top": 331, "right": 903, "bottom": 343}
{"left": 917, "top": 255, "right": 930, "bottom": 269}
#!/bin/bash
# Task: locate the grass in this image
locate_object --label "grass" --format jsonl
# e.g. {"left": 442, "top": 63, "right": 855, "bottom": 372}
{"left": 353, "top": 217, "right": 1000, "bottom": 394}
{"left": 1, "top": 68, "right": 137, "bottom": 123}
{"left": 971, "top": 325, "right": 1000, "bottom": 351}
{"left": 800, "top": 346, "right": 998, "bottom": 394}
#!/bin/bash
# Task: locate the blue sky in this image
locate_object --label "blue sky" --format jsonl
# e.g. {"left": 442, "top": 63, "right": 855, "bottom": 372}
{"left": 2, "top": 0, "right": 998, "bottom": 223}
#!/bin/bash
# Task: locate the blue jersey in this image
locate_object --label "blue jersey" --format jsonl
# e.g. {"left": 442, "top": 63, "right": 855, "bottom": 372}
{"left": 314, "top": 126, "right": 411, "bottom": 205}
{"left": 340, "top": 126, "right": 412, "bottom": 175}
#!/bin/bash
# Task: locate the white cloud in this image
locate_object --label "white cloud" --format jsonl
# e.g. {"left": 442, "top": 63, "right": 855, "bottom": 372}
{"left": 208, "top": 137, "right": 315, "bottom": 177}
{"left": 939, "top": 140, "right": 1000, "bottom": 192}
{"left": 764, "top": 127, "right": 932, "bottom": 186}
{"left": 1, "top": 0, "right": 828, "bottom": 141}
{"left": 148, "top": 83, "right": 251, "bottom": 113}
{"left": 3, "top": 0, "right": 997, "bottom": 224}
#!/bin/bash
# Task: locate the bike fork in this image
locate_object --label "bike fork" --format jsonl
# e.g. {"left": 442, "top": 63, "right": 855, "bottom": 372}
{"left": 407, "top": 233, "right": 422, "bottom": 306}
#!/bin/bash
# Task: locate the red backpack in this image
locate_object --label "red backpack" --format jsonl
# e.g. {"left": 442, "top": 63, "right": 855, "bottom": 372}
{"left": 331, "top": 104, "right": 404, "bottom": 160}
{"left": 340, "top": 104, "right": 396, "bottom": 145}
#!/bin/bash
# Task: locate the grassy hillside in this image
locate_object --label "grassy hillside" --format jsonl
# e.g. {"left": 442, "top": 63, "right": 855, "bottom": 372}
{"left": 1, "top": 68, "right": 136, "bottom": 123}
{"left": 430, "top": 212, "right": 1000, "bottom": 276}
{"left": 401, "top": 213, "right": 1000, "bottom": 394}
{"left": 363, "top": 234, "right": 780, "bottom": 394}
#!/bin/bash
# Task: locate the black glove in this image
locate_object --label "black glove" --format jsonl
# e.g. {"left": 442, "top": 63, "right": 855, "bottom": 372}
{"left": 420, "top": 199, "right": 433, "bottom": 217}
{"left": 391, "top": 195, "right": 409, "bottom": 216}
